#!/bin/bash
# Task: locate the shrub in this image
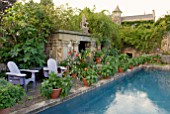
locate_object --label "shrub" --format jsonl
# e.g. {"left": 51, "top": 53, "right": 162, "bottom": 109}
{"left": 0, "top": 78, "right": 26, "bottom": 109}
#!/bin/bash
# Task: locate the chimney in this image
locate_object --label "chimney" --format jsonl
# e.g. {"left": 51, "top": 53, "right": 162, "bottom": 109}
{"left": 152, "top": 10, "right": 155, "bottom": 22}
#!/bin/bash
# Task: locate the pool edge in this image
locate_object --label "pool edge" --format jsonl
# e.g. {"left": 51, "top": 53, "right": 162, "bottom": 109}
{"left": 10, "top": 64, "right": 170, "bottom": 114}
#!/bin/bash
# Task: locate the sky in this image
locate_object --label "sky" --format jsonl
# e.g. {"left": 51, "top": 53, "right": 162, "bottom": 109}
{"left": 51, "top": 0, "right": 170, "bottom": 20}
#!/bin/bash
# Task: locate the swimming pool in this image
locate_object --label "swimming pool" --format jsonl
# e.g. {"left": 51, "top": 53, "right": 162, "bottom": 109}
{"left": 39, "top": 69, "right": 170, "bottom": 114}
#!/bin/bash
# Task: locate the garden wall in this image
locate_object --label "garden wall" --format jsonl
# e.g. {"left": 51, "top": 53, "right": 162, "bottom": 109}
{"left": 160, "top": 55, "right": 170, "bottom": 64}
{"left": 0, "top": 63, "right": 6, "bottom": 72}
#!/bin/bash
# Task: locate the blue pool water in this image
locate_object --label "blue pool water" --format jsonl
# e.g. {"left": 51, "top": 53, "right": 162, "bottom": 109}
{"left": 39, "top": 69, "right": 170, "bottom": 114}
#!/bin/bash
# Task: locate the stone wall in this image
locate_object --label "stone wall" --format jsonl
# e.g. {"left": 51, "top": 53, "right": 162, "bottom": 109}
{"left": 161, "top": 32, "right": 170, "bottom": 53}
{"left": 0, "top": 63, "right": 6, "bottom": 72}
{"left": 123, "top": 47, "right": 141, "bottom": 57}
{"left": 160, "top": 55, "right": 170, "bottom": 64}
{"left": 45, "top": 30, "right": 96, "bottom": 62}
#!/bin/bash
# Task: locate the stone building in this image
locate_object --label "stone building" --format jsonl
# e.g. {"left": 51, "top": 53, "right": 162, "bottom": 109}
{"left": 45, "top": 30, "right": 96, "bottom": 62}
{"left": 112, "top": 5, "right": 155, "bottom": 24}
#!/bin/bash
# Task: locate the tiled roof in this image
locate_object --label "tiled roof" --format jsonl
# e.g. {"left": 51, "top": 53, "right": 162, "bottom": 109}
{"left": 122, "top": 14, "right": 154, "bottom": 22}
{"left": 113, "top": 5, "right": 122, "bottom": 13}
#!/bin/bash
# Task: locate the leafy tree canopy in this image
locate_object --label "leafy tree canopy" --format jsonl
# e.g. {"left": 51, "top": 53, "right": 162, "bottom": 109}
{"left": 0, "top": 1, "right": 57, "bottom": 68}
{"left": 40, "top": 0, "right": 53, "bottom": 6}
{"left": 0, "top": 0, "right": 16, "bottom": 20}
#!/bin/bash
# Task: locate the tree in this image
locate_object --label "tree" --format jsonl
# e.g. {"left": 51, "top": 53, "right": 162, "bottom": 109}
{"left": 0, "top": 1, "right": 57, "bottom": 68}
{"left": 40, "top": 0, "right": 53, "bottom": 5}
{"left": 0, "top": 0, "right": 16, "bottom": 20}
{"left": 78, "top": 7, "right": 118, "bottom": 48}
{"left": 54, "top": 4, "right": 80, "bottom": 31}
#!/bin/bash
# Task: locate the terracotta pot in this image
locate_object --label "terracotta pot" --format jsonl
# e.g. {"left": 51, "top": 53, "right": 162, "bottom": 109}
{"left": 144, "top": 62, "right": 148, "bottom": 65}
{"left": 118, "top": 67, "right": 124, "bottom": 73}
{"left": 71, "top": 73, "right": 77, "bottom": 78}
{"left": 97, "top": 72, "right": 101, "bottom": 75}
{"left": 0, "top": 108, "right": 10, "bottom": 114}
{"left": 82, "top": 77, "right": 89, "bottom": 87}
{"left": 81, "top": 59, "right": 85, "bottom": 63}
{"left": 96, "top": 57, "right": 101, "bottom": 64}
{"left": 50, "top": 88, "right": 62, "bottom": 99}
{"left": 157, "top": 60, "right": 161, "bottom": 63}
{"left": 129, "top": 66, "right": 133, "bottom": 69}
{"left": 103, "top": 76, "right": 110, "bottom": 79}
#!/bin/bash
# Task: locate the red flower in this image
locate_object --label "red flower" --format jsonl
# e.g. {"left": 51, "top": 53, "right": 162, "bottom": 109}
{"left": 76, "top": 53, "right": 79, "bottom": 57}
{"left": 68, "top": 51, "right": 71, "bottom": 55}
{"left": 74, "top": 50, "right": 76, "bottom": 53}
{"left": 84, "top": 68, "right": 88, "bottom": 71}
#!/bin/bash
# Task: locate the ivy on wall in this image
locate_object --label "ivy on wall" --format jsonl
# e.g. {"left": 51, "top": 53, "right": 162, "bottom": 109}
{"left": 115, "top": 17, "right": 169, "bottom": 53}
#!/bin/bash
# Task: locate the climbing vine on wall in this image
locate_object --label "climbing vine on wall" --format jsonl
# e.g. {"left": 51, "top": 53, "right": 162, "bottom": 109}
{"left": 116, "top": 17, "right": 169, "bottom": 53}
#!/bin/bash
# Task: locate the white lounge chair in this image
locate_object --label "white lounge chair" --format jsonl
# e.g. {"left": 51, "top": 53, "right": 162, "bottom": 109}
{"left": 43, "top": 58, "right": 66, "bottom": 78}
{"left": 6, "top": 61, "right": 39, "bottom": 91}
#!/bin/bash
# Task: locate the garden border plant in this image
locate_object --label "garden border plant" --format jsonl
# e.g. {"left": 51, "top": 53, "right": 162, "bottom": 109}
{"left": 40, "top": 72, "right": 72, "bottom": 99}
{"left": 0, "top": 78, "right": 26, "bottom": 113}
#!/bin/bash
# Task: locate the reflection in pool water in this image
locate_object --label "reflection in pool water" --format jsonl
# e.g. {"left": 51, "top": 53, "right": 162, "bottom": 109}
{"left": 39, "top": 69, "right": 170, "bottom": 114}
{"left": 105, "top": 91, "right": 168, "bottom": 114}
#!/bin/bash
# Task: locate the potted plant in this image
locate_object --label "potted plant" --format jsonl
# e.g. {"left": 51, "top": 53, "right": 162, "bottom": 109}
{"left": 117, "top": 54, "right": 129, "bottom": 72}
{"left": 94, "top": 50, "right": 103, "bottom": 64}
{"left": 40, "top": 72, "right": 72, "bottom": 99}
{"left": 61, "top": 74, "right": 73, "bottom": 97}
{"left": 100, "top": 64, "right": 112, "bottom": 79}
{"left": 128, "top": 59, "right": 136, "bottom": 69}
{"left": 0, "top": 78, "right": 26, "bottom": 114}
{"left": 104, "top": 56, "right": 118, "bottom": 75}
{"left": 70, "top": 64, "right": 79, "bottom": 78}
{"left": 81, "top": 66, "right": 98, "bottom": 86}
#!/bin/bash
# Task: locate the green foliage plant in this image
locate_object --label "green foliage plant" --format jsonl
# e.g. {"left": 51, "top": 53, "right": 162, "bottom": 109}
{"left": 81, "top": 66, "right": 98, "bottom": 86}
{"left": 40, "top": 72, "right": 72, "bottom": 99}
{"left": 95, "top": 50, "right": 103, "bottom": 58}
{"left": 61, "top": 76, "right": 73, "bottom": 97}
{"left": 117, "top": 54, "right": 130, "bottom": 71}
{"left": 104, "top": 56, "right": 118, "bottom": 75}
{"left": 100, "top": 64, "right": 112, "bottom": 78}
{"left": 143, "top": 55, "right": 162, "bottom": 64}
{"left": 0, "top": 78, "right": 26, "bottom": 109}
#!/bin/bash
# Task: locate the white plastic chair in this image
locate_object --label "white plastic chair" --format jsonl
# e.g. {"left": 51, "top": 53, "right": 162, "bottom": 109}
{"left": 43, "top": 58, "right": 66, "bottom": 78}
{"left": 6, "top": 61, "right": 39, "bottom": 91}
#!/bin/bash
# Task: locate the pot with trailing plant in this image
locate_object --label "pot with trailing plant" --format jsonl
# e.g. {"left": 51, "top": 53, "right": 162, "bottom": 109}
{"left": 40, "top": 72, "right": 72, "bottom": 99}
{"left": 0, "top": 78, "right": 26, "bottom": 114}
